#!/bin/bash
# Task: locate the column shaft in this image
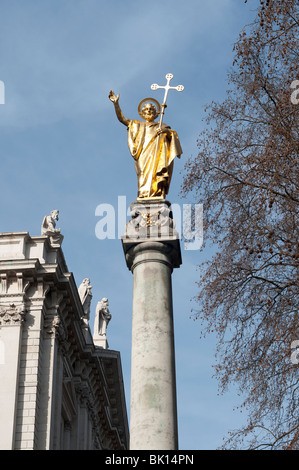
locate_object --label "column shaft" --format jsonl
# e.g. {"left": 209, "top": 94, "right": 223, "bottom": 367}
{"left": 129, "top": 242, "right": 178, "bottom": 450}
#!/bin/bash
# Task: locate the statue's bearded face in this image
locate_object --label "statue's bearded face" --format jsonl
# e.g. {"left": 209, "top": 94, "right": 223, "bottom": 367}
{"left": 142, "top": 104, "right": 156, "bottom": 122}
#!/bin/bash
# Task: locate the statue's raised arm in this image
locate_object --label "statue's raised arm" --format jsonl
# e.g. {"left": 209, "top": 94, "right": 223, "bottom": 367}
{"left": 109, "top": 90, "right": 130, "bottom": 127}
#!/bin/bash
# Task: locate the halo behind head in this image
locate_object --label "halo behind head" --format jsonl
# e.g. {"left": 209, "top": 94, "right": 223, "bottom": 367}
{"left": 138, "top": 97, "right": 161, "bottom": 120}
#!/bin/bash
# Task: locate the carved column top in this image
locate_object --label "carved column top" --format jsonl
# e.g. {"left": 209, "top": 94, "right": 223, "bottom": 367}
{"left": 0, "top": 303, "right": 27, "bottom": 326}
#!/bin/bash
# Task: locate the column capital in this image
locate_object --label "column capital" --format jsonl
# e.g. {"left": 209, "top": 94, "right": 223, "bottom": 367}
{"left": 122, "top": 199, "right": 182, "bottom": 271}
{"left": 0, "top": 303, "right": 27, "bottom": 326}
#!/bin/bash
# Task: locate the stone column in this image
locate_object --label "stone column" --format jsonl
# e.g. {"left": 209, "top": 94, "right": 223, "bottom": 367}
{"left": 122, "top": 200, "right": 181, "bottom": 450}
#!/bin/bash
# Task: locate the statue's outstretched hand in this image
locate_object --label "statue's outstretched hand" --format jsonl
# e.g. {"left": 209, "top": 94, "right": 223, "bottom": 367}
{"left": 109, "top": 90, "right": 119, "bottom": 103}
{"left": 109, "top": 90, "right": 129, "bottom": 126}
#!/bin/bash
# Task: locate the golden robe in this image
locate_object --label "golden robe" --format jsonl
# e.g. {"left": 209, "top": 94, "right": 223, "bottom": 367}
{"left": 127, "top": 120, "right": 182, "bottom": 198}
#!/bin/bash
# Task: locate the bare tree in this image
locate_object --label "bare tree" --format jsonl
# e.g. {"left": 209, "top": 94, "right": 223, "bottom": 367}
{"left": 182, "top": 0, "right": 299, "bottom": 449}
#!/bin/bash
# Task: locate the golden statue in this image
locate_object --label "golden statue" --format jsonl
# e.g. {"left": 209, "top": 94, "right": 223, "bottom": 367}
{"left": 109, "top": 74, "right": 183, "bottom": 199}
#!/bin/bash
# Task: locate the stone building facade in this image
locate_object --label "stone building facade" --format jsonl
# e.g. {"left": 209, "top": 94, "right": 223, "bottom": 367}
{"left": 0, "top": 231, "right": 129, "bottom": 450}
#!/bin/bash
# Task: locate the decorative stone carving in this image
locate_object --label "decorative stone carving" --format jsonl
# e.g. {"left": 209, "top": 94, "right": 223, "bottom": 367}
{"left": 125, "top": 199, "right": 176, "bottom": 239}
{"left": 44, "top": 314, "right": 62, "bottom": 337}
{"left": 43, "top": 313, "right": 69, "bottom": 356}
{"left": 41, "top": 210, "right": 64, "bottom": 246}
{"left": 78, "top": 278, "right": 93, "bottom": 321}
{"left": 0, "top": 273, "right": 32, "bottom": 297}
{"left": 0, "top": 303, "right": 27, "bottom": 326}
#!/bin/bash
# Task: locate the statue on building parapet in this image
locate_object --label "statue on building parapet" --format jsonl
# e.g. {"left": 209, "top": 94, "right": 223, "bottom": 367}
{"left": 41, "top": 210, "right": 64, "bottom": 246}
{"left": 94, "top": 297, "right": 112, "bottom": 339}
{"left": 78, "top": 278, "right": 93, "bottom": 322}
{"left": 109, "top": 74, "right": 183, "bottom": 199}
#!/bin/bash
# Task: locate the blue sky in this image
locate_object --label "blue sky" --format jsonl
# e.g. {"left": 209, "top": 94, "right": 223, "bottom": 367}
{"left": 0, "top": 0, "right": 260, "bottom": 450}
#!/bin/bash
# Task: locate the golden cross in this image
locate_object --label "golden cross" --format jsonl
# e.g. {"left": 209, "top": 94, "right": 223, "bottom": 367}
{"left": 151, "top": 73, "right": 184, "bottom": 128}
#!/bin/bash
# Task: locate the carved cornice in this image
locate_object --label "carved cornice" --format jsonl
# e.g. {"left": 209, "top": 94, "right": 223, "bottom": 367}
{"left": 0, "top": 303, "right": 27, "bottom": 326}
